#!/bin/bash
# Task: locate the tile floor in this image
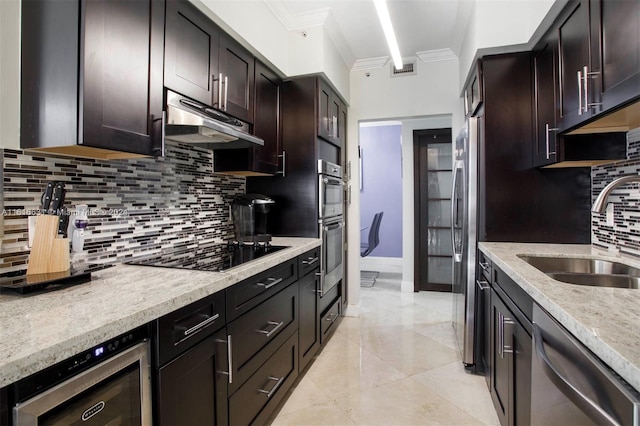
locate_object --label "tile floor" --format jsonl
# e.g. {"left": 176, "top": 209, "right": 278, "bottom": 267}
{"left": 272, "top": 273, "right": 500, "bottom": 426}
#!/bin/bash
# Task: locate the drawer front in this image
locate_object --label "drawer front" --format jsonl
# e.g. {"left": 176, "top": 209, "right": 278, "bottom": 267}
{"left": 298, "top": 246, "right": 321, "bottom": 277}
{"left": 226, "top": 258, "right": 297, "bottom": 321}
{"left": 157, "top": 291, "right": 226, "bottom": 366}
{"left": 320, "top": 296, "right": 341, "bottom": 344}
{"left": 228, "top": 282, "right": 298, "bottom": 393}
{"left": 229, "top": 331, "right": 298, "bottom": 426}
{"left": 478, "top": 250, "right": 492, "bottom": 282}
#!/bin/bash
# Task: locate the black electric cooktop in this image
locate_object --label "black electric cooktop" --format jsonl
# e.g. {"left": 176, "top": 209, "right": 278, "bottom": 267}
{"left": 124, "top": 243, "right": 288, "bottom": 272}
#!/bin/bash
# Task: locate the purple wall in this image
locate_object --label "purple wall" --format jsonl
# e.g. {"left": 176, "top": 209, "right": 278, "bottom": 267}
{"left": 360, "top": 124, "right": 402, "bottom": 258}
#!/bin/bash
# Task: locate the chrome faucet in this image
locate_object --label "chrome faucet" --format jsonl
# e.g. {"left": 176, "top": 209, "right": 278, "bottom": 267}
{"left": 592, "top": 174, "right": 640, "bottom": 214}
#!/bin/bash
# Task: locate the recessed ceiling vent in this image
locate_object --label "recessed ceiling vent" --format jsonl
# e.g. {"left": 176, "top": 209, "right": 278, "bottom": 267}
{"left": 391, "top": 60, "right": 416, "bottom": 77}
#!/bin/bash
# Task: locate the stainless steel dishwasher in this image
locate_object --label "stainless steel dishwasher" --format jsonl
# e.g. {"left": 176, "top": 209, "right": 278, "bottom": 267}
{"left": 532, "top": 304, "right": 640, "bottom": 425}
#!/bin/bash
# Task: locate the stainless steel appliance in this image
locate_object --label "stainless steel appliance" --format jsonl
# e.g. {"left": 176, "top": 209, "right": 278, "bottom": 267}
{"left": 318, "top": 160, "right": 344, "bottom": 296}
{"left": 231, "top": 194, "right": 275, "bottom": 244}
{"left": 164, "top": 90, "right": 263, "bottom": 148}
{"left": 452, "top": 117, "right": 478, "bottom": 367}
{"left": 12, "top": 326, "right": 152, "bottom": 425}
{"left": 531, "top": 304, "right": 640, "bottom": 425}
{"left": 318, "top": 159, "right": 344, "bottom": 219}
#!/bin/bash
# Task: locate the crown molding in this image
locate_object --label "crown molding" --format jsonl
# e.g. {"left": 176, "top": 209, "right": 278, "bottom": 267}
{"left": 351, "top": 56, "right": 389, "bottom": 71}
{"left": 265, "top": 0, "right": 329, "bottom": 30}
{"left": 416, "top": 48, "right": 457, "bottom": 63}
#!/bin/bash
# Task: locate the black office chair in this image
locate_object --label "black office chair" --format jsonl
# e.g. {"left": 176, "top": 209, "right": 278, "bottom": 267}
{"left": 361, "top": 211, "right": 383, "bottom": 257}
{"left": 360, "top": 212, "right": 383, "bottom": 287}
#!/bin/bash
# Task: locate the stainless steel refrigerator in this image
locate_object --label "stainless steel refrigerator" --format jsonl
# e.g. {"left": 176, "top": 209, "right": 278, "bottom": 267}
{"left": 452, "top": 117, "right": 478, "bottom": 367}
{"left": 450, "top": 53, "right": 592, "bottom": 371}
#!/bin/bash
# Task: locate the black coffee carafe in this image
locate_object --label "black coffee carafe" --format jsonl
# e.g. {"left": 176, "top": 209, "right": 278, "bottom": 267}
{"left": 231, "top": 194, "right": 275, "bottom": 244}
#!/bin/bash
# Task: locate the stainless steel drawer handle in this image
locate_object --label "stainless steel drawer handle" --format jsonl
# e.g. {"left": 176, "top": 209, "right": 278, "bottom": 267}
{"left": 498, "top": 311, "right": 515, "bottom": 358}
{"left": 257, "top": 321, "right": 284, "bottom": 338}
{"left": 302, "top": 257, "right": 319, "bottom": 266}
{"left": 258, "top": 375, "right": 285, "bottom": 399}
{"left": 533, "top": 325, "right": 619, "bottom": 426}
{"left": 479, "top": 262, "right": 490, "bottom": 271}
{"left": 257, "top": 277, "right": 283, "bottom": 289}
{"left": 183, "top": 313, "right": 220, "bottom": 337}
{"left": 215, "top": 335, "right": 233, "bottom": 384}
{"left": 476, "top": 279, "right": 490, "bottom": 291}
{"left": 325, "top": 313, "right": 338, "bottom": 322}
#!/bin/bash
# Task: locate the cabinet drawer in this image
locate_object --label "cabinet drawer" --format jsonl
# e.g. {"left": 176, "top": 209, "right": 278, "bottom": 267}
{"left": 320, "top": 296, "right": 341, "bottom": 344}
{"left": 228, "top": 282, "right": 298, "bottom": 393}
{"left": 226, "top": 258, "right": 297, "bottom": 321}
{"left": 229, "top": 331, "right": 298, "bottom": 426}
{"left": 157, "top": 291, "right": 225, "bottom": 366}
{"left": 478, "top": 251, "right": 492, "bottom": 282}
{"left": 298, "top": 246, "right": 321, "bottom": 278}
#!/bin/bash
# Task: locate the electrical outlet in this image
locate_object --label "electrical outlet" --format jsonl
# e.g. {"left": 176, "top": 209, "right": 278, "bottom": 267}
{"left": 606, "top": 203, "right": 615, "bottom": 226}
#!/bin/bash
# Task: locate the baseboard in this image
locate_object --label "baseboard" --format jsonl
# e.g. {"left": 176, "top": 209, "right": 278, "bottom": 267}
{"left": 401, "top": 280, "right": 414, "bottom": 293}
{"left": 360, "top": 256, "right": 402, "bottom": 274}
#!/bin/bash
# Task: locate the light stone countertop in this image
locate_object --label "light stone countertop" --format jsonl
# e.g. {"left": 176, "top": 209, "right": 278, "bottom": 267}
{"left": 0, "top": 237, "right": 321, "bottom": 388}
{"left": 479, "top": 242, "right": 640, "bottom": 391}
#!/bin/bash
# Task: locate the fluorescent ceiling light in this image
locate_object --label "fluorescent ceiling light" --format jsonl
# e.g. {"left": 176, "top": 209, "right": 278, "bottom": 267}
{"left": 373, "top": 0, "right": 403, "bottom": 70}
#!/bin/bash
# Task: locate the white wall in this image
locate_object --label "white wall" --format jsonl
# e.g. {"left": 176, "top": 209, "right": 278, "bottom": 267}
{"left": 346, "top": 58, "right": 463, "bottom": 312}
{"left": 457, "top": 0, "right": 556, "bottom": 90}
{"left": 0, "top": 0, "right": 21, "bottom": 149}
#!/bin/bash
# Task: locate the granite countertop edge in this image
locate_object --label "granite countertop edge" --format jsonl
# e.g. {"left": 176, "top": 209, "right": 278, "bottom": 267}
{"left": 0, "top": 237, "right": 321, "bottom": 388}
{"left": 479, "top": 242, "right": 640, "bottom": 391}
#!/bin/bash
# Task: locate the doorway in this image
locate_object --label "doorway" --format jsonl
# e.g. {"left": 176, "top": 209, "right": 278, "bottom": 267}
{"left": 413, "top": 128, "right": 453, "bottom": 292}
{"left": 358, "top": 122, "right": 403, "bottom": 289}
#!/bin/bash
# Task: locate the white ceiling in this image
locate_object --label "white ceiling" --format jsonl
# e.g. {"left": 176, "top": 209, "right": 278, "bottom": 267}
{"left": 265, "top": 0, "right": 463, "bottom": 67}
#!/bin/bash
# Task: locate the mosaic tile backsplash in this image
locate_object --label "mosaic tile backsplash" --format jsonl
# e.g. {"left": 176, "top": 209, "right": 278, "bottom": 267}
{"left": 592, "top": 128, "right": 640, "bottom": 257}
{"left": 1, "top": 142, "right": 245, "bottom": 276}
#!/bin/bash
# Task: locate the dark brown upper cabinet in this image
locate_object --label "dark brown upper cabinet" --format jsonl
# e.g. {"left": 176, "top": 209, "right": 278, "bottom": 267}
{"left": 164, "top": 0, "right": 219, "bottom": 107}
{"left": 214, "top": 60, "right": 281, "bottom": 176}
{"left": 532, "top": 32, "right": 559, "bottom": 167}
{"left": 219, "top": 34, "right": 255, "bottom": 123}
{"left": 556, "top": 0, "right": 640, "bottom": 133}
{"left": 21, "top": 0, "right": 165, "bottom": 159}
{"left": 464, "top": 60, "right": 483, "bottom": 117}
{"left": 317, "top": 79, "right": 346, "bottom": 148}
{"left": 164, "top": 0, "right": 254, "bottom": 123}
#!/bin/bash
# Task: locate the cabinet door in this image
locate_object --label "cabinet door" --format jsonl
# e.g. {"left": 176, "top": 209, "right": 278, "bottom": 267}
{"left": 254, "top": 60, "right": 281, "bottom": 173}
{"left": 594, "top": 0, "right": 640, "bottom": 112}
{"left": 317, "top": 79, "right": 333, "bottom": 141}
{"left": 298, "top": 270, "right": 320, "bottom": 372}
{"left": 490, "top": 290, "right": 532, "bottom": 426}
{"left": 157, "top": 330, "right": 229, "bottom": 426}
{"left": 164, "top": 0, "right": 219, "bottom": 106}
{"left": 490, "top": 291, "right": 511, "bottom": 426}
{"left": 219, "top": 33, "right": 254, "bottom": 123}
{"left": 82, "top": 0, "right": 164, "bottom": 156}
{"left": 557, "top": 0, "right": 592, "bottom": 130}
{"left": 532, "top": 34, "right": 559, "bottom": 167}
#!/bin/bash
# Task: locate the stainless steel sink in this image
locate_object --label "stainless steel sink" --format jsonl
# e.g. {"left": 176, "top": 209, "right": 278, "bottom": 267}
{"left": 518, "top": 255, "right": 640, "bottom": 289}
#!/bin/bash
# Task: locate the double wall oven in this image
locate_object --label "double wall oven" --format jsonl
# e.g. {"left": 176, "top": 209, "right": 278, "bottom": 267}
{"left": 318, "top": 160, "right": 344, "bottom": 297}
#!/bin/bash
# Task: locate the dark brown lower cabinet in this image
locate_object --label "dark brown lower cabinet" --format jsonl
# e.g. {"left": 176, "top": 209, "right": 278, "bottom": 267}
{"left": 490, "top": 289, "right": 531, "bottom": 426}
{"left": 157, "top": 329, "right": 228, "bottom": 425}
{"left": 298, "top": 269, "right": 320, "bottom": 372}
{"left": 229, "top": 331, "right": 298, "bottom": 425}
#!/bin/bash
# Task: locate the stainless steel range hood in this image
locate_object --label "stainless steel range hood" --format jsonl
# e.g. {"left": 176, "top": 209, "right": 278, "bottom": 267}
{"left": 164, "top": 90, "right": 264, "bottom": 149}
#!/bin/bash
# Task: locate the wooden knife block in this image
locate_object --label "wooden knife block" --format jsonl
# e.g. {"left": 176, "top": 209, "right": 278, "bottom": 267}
{"left": 27, "top": 215, "right": 70, "bottom": 275}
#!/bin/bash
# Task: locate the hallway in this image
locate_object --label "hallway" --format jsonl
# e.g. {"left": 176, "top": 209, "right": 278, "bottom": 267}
{"left": 272, "top": 274, "right": 499, "bottom": 425}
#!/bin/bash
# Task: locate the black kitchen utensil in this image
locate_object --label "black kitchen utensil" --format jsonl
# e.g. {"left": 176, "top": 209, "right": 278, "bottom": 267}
{"left": 40, "top": 181, "right": 56, "bottom": 214}
{"left": 50, "top": 182, "right": 65, "bottom": 214}
{"left": 58, "top": 207, "right": 69, "bottom": 237}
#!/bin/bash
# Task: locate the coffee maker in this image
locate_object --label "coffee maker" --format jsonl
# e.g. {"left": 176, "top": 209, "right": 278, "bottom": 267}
{"left": 231, "top": 194, "right": 275, "bottom": 244}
